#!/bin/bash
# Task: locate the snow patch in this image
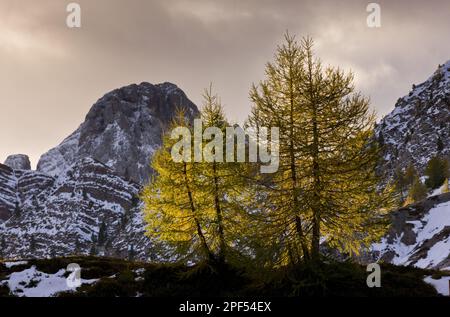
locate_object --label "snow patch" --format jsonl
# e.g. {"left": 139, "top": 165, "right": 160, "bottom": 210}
{"left": 372, "top": 200, "right": 450, "bottom": 269}
{"left": 3, "top": 261, "right": 28, "bottom": 268}
{"left": 1, "top": 266, "right": 97, "bottom": 297}
{"left": 424, "top": 276, "right": 450, "bottom": 296}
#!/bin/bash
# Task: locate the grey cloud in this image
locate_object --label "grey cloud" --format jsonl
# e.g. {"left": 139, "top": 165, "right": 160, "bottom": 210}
{"left": 1, "top": 0, "right": 449, "bottom": 166}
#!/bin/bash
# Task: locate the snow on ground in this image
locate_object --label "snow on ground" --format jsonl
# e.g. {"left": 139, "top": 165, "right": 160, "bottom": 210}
{"left": 424, "top": 276, "right": 450, "bottom": 296}
{"left": 372, "top": 200, "right": 450, "bottom": 269}
{"left": 1, "top": 266, "right": 97, "bottom": 297}
{"left": 3, "top": 261, "right": 28, "bottom": 268}
{"left": 415, "top": 238, "right": 450, "bottom": 268}
{"left": 428, "top": 183, "right": 449, "bottom": 198}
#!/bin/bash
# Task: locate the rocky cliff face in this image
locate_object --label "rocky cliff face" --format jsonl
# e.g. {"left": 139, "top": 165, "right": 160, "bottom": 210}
{"left": 375, "top": 60, "right": 450, "bottom": 178}
{"left": 369, "top": 61, "right": 450, "bottom": 270}
{"left": 37, "top": 82, "right": 199, "bottom": 184}
{"left": 0, "top": 82, "right": 198, "bottom": 260}
{"left": 4, "top": 155, "right": 31, "bottom": 171}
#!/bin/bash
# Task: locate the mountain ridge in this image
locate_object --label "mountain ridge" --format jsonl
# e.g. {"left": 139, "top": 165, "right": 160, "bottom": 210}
{"left": 375, "top": 60, "right": 450, "bottom": 179}
{"left": 0, "top": 82, "right": 198, "bottom": 260}
{"left": 37, "top": 81, "right": 199, "bottom": 184}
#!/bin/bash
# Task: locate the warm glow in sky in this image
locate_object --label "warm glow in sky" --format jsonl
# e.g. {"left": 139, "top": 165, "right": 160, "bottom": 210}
{"left": 1, "top": 0, "right": 449, "bottom": 167}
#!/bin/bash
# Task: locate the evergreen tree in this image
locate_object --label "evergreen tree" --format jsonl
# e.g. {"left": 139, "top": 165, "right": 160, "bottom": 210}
{"left": 105, "top": 239, "right": 113, "bottom": 255}
{"left": 74, "top": 237, "right": 81, "bottom": 255}
{"left": 378, "top": 132, "right": 385, "bottom": 147}
{"left": 437, "top": 136, "right": 444, "bottom": 152}
{"left": 424, "top": 156, "right": 449, "bottom": 189}
{"left": 248, "top": 33, "right": 394, "bottom": 263}
{"left": 14, "top": 201, "right": 21, "bottom": 217}
{"left": 0, "top": 236, "right": 6, "bottom": 259}
{"left": 91, "top": 233, "right": 97, "bottom": 244}
{"left": 394, "top": 167, "right": 408, "bottom": 201}
{"left": 131, "top": 195, "right": 140, "bottom": 208}
{"left": 142, "top": 109, "right": 216, "bottom": 262}
{"left": 89, "top": 244, "right": 97, "bottom": 256}
{"left": 142, "top": 92, "right": 250, "bottom": 264}
{"left": 404, "top": 164, "right": 418, "bottom": 188}
{"left": 29, "top": 236, "right": 37, "bottom": 253}
{"left": 128, "top": 244, "right": 135, "bottom": 262}
{"left": 98, "top": 220, "right": 108, "bottom": 246}
{"left": 120, "top": 213, "right": 128, "bottom": 230}
{"left": 404, "top": 176, "right": 428, "bottom": 205}
{"left": 198, "top": 87, "right": 251, "bottom": 263}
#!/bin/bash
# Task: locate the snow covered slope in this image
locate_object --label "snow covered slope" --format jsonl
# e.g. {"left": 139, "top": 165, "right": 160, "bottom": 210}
{"left": 372, "top": 193, "right": 450, "bottom": 270}
{"left": 0, "top": 158, "right": 152, "bottom": 260}
{"left": 1, "top": 264, "right": 98, "bottom": 297}
{"left": 375, "top": 60, "right": 450, "bottom": 179}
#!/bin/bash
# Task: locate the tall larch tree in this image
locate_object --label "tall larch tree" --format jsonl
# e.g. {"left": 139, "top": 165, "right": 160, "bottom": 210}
{"left": 248, "top": 33, "right": 311, "bottom": 265}
{"left": 249, "top": 33, "right": 394, "bottom": 263}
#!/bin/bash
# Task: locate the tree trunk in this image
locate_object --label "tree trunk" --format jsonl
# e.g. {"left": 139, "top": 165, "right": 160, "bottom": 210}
{"left": 288, "top": 77, "right": 310, "bottom": 261}
{"left": 212, "top": 162, "right": 226, "bottom": 262}
{"left": 308, "top": 54, "right": 321, "bottom": 262}
{"left": 182, "top": 163, "right": 215, "bottom": 262}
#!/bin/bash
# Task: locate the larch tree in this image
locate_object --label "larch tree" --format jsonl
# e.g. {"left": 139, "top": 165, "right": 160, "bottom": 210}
{"left": 198, "top": 86, "right": 252, "bottom": 264}
{"left": 404, "top": 164, "right": 418, "bottom": 187}
{"left": 248, "top": 33, "right": 394, "bottom": 263}
{"left": 141, "top": 110, "right": 216, "bottom": 262}
{"left": 394, "top": 166, "right": 408, "bottom": 202}
{"left": 142, "top": 90, "right": 251, "bottom": 265}
{"left": 404, "top": 175, "right": 428, "bottom": 205}
{"left": 0, "top": 235, "right": 6, "bottom": 259}
{"left": 247, "top": 34, "right": 311, "bottom": 265}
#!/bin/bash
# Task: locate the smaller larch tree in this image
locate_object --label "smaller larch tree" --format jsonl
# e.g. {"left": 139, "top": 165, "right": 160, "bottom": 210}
{"left": 404, "top": 175, "right": 428, "bottom": 205}
{"left": 141, "top": 109, "right": 216, "bottom": 263}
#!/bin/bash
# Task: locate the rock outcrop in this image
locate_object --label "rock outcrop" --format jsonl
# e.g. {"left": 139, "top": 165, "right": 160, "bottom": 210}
{"left": 4, "top": 155, "right": 31, "bottom": 170}
{"left": 375, "top": 60, "right": 450, "bottom": 179}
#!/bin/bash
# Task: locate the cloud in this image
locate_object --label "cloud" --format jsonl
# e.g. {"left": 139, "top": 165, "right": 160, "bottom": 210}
{"left": 1, "top": 0, "right": 449, "bottom": 167}
{"left": 0, "top": 0, "right": 68, "bottom": 59}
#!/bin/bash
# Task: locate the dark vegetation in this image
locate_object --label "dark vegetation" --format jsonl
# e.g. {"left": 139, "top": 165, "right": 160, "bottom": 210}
{"left": 0, "top": 256, "right": 445, "bottom": 297}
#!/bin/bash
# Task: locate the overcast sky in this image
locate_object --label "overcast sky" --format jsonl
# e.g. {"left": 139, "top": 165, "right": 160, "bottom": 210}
{"left": 1, "top": 0, "right": 449, "bottom": 167}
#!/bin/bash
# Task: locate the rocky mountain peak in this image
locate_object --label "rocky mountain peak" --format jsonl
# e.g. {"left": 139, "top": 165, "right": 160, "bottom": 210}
{"left": 376, "top": 60, "right": 450, "bottom": 178}
{"left": 4, "top": 154, "right": 31, "bottom": 170}
{"left": 0, "top": 81, "right": 199, "bottom": 260}
{"left": 37, "top": 82, "right": 199, "bottom": 184}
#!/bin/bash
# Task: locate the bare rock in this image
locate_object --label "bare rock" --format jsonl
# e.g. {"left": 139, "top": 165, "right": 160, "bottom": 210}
{"left": 4, "top": 154, "right": 31, "bottom": 170}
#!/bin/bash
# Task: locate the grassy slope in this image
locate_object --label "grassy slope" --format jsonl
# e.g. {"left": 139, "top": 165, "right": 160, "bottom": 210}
{"left": 0, "top": 256, "right": 447, "bottom": 297}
